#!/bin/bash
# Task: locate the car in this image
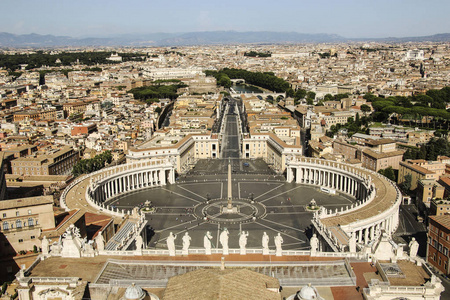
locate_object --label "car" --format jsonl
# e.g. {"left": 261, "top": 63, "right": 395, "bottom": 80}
{"left": 243, "top": 162, "right": 249, "bottom": 167}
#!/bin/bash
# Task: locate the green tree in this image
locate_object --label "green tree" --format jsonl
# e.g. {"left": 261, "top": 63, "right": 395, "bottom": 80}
{"left": 306, "top": 91, "right": 316, "bottom": 101}
{"left": 378, "top": 167, "right": 396, "bottom": 182}
{"left": 360, "top": 104, "right": 371, "bottom": 115}
{"left": 401, "top": 174, "right": 412, "bottom": 191}
{"left": 294, "top": 89, "right": 307, "bottom": 100}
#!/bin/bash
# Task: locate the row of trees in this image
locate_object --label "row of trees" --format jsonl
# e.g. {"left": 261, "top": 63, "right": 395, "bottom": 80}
{"left": 0, "top": 51, "right": 145, "bottom": 71}
{"left": 128, "top": 82, "right": 187, "bottom": 103}
{"left": 205, "top": 68, "right": 291, "bottom": 93}
{"left": 364, "top": 87, "right": 450, "bottom": 127}
{"left": 403, "top": 138, "right": 450, "bottom": 161}
{"left": 244, "top": 51, "right": 271, "bottom": 58}
{"left": 72, "top": 151, "right": 112, "bottom": 177}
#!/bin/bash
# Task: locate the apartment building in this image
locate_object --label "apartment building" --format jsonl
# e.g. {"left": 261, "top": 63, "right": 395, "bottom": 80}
{"left": 398, "top": 160, "right": 440, "bottom": 191}
{"left": 0, "top": 196, "right": 55, "bottom": 255}
{"left": 11, "top": 146, "right": 80, "bottom": 176}
{"left": 417, "top": 179, "right": 445, "bottom": 207}
{"left": 427, "top": 215, "right": 450, "bottom": 275}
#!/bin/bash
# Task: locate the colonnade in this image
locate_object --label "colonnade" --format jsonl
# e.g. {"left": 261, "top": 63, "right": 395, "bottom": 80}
{"left": 351, "top": 212, "right": 399, "bottom": 244}
{"left": 287, "top": 158, "right": 401, "bottom": 252}
{"left": 287, "top": 164, "right": 369, "bottom": 200}
{"left": 92, "top": 168, "right": 175, "bottom": 203}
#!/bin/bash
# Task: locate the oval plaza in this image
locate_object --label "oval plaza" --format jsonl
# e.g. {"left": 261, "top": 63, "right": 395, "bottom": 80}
{"left": 21, "top": 98, "right": 444, "bottom": 300}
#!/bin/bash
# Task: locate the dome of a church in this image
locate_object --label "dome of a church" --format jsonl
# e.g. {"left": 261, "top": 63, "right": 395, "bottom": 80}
{"left": 296, "top": 283, "right": 322, "bottom": 300}
{"left": 123, "top": 283, "right": 145, "bottom": 300}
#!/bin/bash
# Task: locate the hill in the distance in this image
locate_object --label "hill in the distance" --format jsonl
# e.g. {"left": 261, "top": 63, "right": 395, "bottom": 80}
{"left": 0, "top": 31, "right": 449, "bottom": 47}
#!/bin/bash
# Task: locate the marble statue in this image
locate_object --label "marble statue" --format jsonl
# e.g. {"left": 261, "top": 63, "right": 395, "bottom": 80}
{"left": 409, "top": 237, "right": 419, "bottom": 258}
{"left": 239, "top": 231, "right": 249, "bottom": 255}
{"left": 262, "top": 232, "right": 270, "bottom": 255}
{"left": 182, "top": 232, "right": 191, "bottom": 255}
{"left": 310, "top": 234, "right": 319, "bottom": 254}
{"left": 60, "top": 224, "right": 83, "bottom": 258}
{"left": 220, "top": 228, "right": 229, "bottom": 255}
{"left": 204, "top": 231, "right": 213, "bottom": 255}
{"left": 167, "top": 232, "right": 177, "bottom": 256}
{"left": 41, "top": 236, "right": 49, "bottom": 256}
{"left": 274, "top": 233, "right": 283, "bottom": 256}
{"left": 95, "top": 231, "right": 105, "bottom": 251}
{"left": 135, "top": 235, "right": 143, "bottom": 252}
{"left": 50, "top": 238, "right": 62, "bottom": 255}
{"left": 349, "top": 233, "right": 357, "bottom": 253}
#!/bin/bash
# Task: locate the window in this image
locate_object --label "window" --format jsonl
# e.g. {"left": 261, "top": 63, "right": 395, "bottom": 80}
{"left": 28, "top": 218, "right": 34, "bottom": 226}
{"left": 16, "top": 220, "right": 22, "bottom": 228}
{"left": 18, "top": 239, "right": 23, "bottom": 243}
{"left": 2, "top": 213, "right": 5, "bottom": 218}
{"left": 30, "top": 236, "right": 35, "bottom": 239}
{"left": 2, "top": 222, "right": 8, "bottom": 230}
{"left": 439, "top": 243, "right": 443, "bottom": 252}
{"left": 434, "top": 239, "right": 438, "bottom": 248}
{"left": 444, "top": 247, "right": 448, "bottom": 256}
{"left": 28, "top": 210, "right": 31, "bottom": 215}
{"left": 16, "top": 211, "right": 19, "bottom": 217}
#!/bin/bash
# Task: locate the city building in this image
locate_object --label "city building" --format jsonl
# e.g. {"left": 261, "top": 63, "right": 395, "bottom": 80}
{"left": 427, "top": 215, "right": 450, "bottom": 275}
{"left": 0, "top": 196, "right": 55, "bottom": 256}
{"left": 11, "top": 146, "right": 80, "bottom": 176}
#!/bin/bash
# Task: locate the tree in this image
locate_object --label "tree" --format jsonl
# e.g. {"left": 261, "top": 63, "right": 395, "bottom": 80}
{"left": 154, "top": 107, "right": 162, "bottom": 114}
{"left": 360, "top": 104, "right": 371, "bottom": 115}
{"left": 378, "top": 167, "right": 396, "bottom": 182}
{"left": 401, "top": 174, "right": 412, "bottom": 192}
{"left": 306, "top": 91, "right": 316, "bottom": 101}
{"left": 294, "top": 89, "right": 307, "bottom": 100}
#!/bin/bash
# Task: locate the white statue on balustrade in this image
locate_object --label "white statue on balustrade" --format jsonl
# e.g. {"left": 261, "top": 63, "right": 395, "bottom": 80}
{"left": 60, "top": 224, "right": 83, "bottom": 258}
{"left": 182, "top": 232, "right": 191, "bottom": 255}
{"left": 310, "top": 234, "right": 319, "bottom": 255}
{"left": 274, "top": 233, "right": 283, "bottom": 256}
{"left": 204, "top": 231, "right": 213, "bottom": 255}
{"left": 348, "top": 233, "right": 357, "bottom": 253}
{"left": 167, "top": 232, "right": 177, "bottom": 256}
{"left": 220, "top": 228, "right": 229, "bottom": 255}
{"left": 41, "top": 236, "right": 49, "bottom": 256}
{"left": 135, "top": 234, "right": 143, "bottom": 253}
{"left": 95, "top": 231, "right": 105, "bottom": 251}
{"left": 409, "top": 237, "right": 419, "bottom": 258}
{"left": 239, "top": 231, "right": 249, "bottom": 255}
{"left": 262, "top": 232, "right": 270, "bottom": 255}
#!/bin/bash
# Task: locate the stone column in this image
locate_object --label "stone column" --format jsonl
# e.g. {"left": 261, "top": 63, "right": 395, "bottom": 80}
{"left": 287, "top": 166, "right": 293, "bottom": 183}
{"left": 364, "top": 227, "right": 369, "bottom": 243}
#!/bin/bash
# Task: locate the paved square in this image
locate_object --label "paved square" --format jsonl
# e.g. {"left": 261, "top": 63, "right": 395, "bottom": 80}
{"left": 109, "top": 159, "right": 355, "bottom": 251}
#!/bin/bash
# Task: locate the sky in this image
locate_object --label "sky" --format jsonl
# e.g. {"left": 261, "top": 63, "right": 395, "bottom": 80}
{"left": 2, "top": 0, "right": 449, "bottom": 38}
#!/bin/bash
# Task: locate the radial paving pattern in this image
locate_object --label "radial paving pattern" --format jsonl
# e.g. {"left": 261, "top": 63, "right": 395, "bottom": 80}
{"left": 107, "top": 159, "right": 356, "bottom": 251}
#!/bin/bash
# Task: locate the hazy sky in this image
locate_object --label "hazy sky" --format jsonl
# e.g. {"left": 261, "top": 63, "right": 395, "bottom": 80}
{"left": 2, "top": 0, "right": 449, "bottom": 38}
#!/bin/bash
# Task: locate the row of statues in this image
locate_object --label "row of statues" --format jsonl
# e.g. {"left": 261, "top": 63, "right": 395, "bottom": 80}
{"left": 166, "top": 229, "right": 284, "bottom": 256}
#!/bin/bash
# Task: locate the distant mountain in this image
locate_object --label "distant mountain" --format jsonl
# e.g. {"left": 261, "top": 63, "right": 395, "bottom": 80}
{"left": 0, "top": 31, "right": 449, "bottom": 48}
{"left": 377, "top": 33, "right": 450, "bottom": 43}
{"left": 157, "top": 31, "right": 347, "bottom": 46}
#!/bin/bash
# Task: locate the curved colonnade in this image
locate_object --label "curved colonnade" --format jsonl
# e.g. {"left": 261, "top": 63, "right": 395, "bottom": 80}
{"left": 60, "top": 159, "right": 176, "bottom": 218}
{"left": 62, "top": 157, "right": 401, "bottom": 254}
{"left": 286, "top": 158, "right": 402, "bottom": 252}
